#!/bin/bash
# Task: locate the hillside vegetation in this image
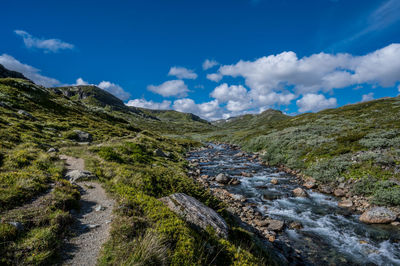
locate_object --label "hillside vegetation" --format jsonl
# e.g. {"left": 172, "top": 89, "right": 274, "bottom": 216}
{"left": 0, "top": 74, "right": 274, "bottom": 265}
{"left": 209, "top": 98, "right": 400, "bottom": 206}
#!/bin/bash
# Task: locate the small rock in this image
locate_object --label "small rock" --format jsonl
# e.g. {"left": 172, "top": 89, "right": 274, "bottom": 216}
{"left": 292, "top": 187, "right": 307, "bottom": 197}
{"left": 334, "top": 188, "right": 346, "bottom": 197}
{"left": 228, "top": 178, "right": 241, "bottom": 186}
{"left": 8, "top": 221, "right": 23, "bottom": 231}
{"left": 241, "top": 172, "right": 253, "bottom": 177}
{"left": 88, "top": 224, "right": 100, "bottom": 229}
{"left": 154, "top": 148, "right": 169, "bottom": 157}
{"left": 47, "top": 147, "right": 59, "bottom": 153}
{"left": 391, "top": 221, "right": 400, "bottom": 226}
{"left": 268, "top": 235, "right": 276, "bottom": 242}
{"left": 288, "top": 221, "right": 303, "bottom": 229}
{"left": 359, "top": 207, "right": 396, "bottom": 224}
{"left": 271, "top": 179, "right": 278, "bottom": 185}
{"left": 359, "top": 240, "right": 368, "bottom": 244}
{"left": 95, "top": 205, "right": 105, "bottom": 211}
{"left": 303, "top": 181, "right": 316, "bottom": 189}
{"left": 73, "top": 130, "right": 92, "bottom": 142}
{"left": 215, "top": 173, "right": 231, "bottom": 184}
{"left": 65, "top": 170, "right": 96, "bottom": 183}
{"left": 267, "top": 219, "right": 284, "bottom": 231}
{"left": 18, "top": 110, "right": 35, "bottom": 120}
{"left": 338, "top": 199, "right": 353, "bottom": 208}
{"left": 319, "top": 185, "right": 333, "bottom": 194}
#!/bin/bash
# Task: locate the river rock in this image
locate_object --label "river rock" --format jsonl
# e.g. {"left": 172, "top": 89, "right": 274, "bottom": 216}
{"left": 228, "top": 178, "right": 241, "bottom": 185}
{"left": 241, "top": 172, "right": 253, "bottom": 177}
{"left": 359, "top": 207, "right": 396, "bottom": 224}
{"left": 292, "top": 187, "right": 307, "bottom": 197}
{"left": 215, "top": 173, "right": 230, "bottom": 184}
{"left": 334, "top": 188, "right": 346, "bottom": 197}
{"left": 268, "top": 219, "right": 284, "bottom": 231}
{"left": 338, "top": 199, "right": 353, "bottom": 208}
{"left": 73, "top": 130, "right": 92, "bottom": 142}
{"left": 318, "top": 184, "right": 333, "bottom": 194}
{"left": 65, "top": 170, "right": 96, "bottom": 183}
{"left": 271, "top": 179, "right": 278, "bottom": 185}
{"left": 303, "top": 181, "right": 316, "bottom": 189}
{"left": 289, "top": 221, "right": 302, "bottom": 229}
{"left": 234, "top": 152, "right": 245, "bottom": 157}
{"left": 159, "top": 193, "right": 229, "bottom": 238}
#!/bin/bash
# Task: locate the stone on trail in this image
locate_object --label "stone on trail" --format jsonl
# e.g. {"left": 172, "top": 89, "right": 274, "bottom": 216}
{"left": 359, "top": 207, "right": 396, "bottom": 224}
{"left": 66, "top": 170, "right": 96, "bottom": 183}
{"left": 159, "top": 193, "right": 229, "bottom": 238}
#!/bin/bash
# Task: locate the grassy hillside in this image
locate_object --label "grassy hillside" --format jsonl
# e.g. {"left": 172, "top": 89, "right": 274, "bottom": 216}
{"left": 0, "top": 76, "right": 275, "bottom": 265}
{"left": 209, "top": 98, "right": 400, "bottom": 206}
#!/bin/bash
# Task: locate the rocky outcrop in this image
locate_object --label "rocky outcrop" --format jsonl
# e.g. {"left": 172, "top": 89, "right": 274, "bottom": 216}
{"left": 359, "top": 207, "right": 397, "bottom": 224}
{"left": 66, "top": 170, "right": 96, "bottom": 183}
{"left": 18, "top": 110, "right": 35, "bottom": 120}
{"left": 338, "top": 199, "right": 353, "bottom": 208}
{"left": 159, "top": 193, "right": 228, "bottom": 238}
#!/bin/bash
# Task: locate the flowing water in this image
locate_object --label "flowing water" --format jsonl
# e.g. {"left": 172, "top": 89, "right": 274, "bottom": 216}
{"left": 188, "top": 144, "right": 400, "bottom": 266}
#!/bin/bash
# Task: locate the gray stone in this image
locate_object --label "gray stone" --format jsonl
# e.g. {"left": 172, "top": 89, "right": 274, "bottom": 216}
{"left": 215, "top": 173, "right": 231, "bottom": 184}
{"left": 359, "top": 207, "right": 396, "bottom": 224}
{"left": 159, "top": 193, "right": 228, "bottom": 238}
{"left": 47, "top": 147, "right": 59, "bottom": 153}
{"left": 65, "top": 170, "right": 96, "bottom": 183}
{"left": 8, "top": 221, "right": 23, "bottom": 231}
{"left": 73, "top": 130, "right": 92, "bottom": 142}
{"left": 95, "top": 205, "right": 105, "bottom": 211}
{"left": 154, "top": 148, "right": 169, "bottom": 157}
{"left": 268, "top": 219, "right": 284, "bottom": 231}
{"left": 18, "top": 109, "right": 35, "bottom": 120}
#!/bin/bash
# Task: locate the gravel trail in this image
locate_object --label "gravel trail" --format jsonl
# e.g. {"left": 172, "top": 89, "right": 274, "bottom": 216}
{"left": 60, "top": 155, "right": 114, "bottom": 266}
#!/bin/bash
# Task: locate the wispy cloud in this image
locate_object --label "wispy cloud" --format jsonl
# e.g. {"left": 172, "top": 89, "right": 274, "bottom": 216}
{"left": 331, "top": 0, "right": 400, "bottom": 48}
{"left": 0, "top": 54, "right": 60, "bottom": 87}
{"left": 14, "top": 30, "right": 74, "bottom": 53}
{"left": 168, "top": 67, "right": 197, "bottom": 79}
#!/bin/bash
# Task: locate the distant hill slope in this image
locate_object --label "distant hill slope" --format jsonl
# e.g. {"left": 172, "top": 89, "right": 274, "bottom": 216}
{"left": 208, "top": 98, "right": 400, "bottom": 207}
{"left": 140, "top": 108, "right": 210, "bottom": 124}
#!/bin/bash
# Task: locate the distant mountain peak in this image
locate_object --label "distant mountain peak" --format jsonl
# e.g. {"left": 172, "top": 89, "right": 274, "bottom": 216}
{"left": 0, "top": 64, "right": 30, "bottom": 81}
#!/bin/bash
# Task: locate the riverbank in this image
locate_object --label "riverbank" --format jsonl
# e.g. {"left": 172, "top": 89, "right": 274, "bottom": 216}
{"left": 187, "top": 143, "right": 400, "bottom": 265}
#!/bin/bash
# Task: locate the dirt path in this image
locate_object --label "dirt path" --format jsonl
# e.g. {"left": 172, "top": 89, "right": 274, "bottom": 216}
{"left": 60, "top": 155, "right": 114, "bottom": 266}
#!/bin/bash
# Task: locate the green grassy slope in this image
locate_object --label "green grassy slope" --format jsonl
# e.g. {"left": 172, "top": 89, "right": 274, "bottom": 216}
{"left": 209, "top": 98, "right": 400, "bottom": 206}
{"left": 0, "top": 76, "right": 275, "bottom": 265}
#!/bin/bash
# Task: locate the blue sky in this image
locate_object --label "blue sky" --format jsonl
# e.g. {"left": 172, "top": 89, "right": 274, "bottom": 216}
{"left": 1, "top": 0, "right": 400, "bottom": 120}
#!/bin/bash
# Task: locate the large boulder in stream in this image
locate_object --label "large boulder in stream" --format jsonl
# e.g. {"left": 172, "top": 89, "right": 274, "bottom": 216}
{"left": 159, "top": 193, "right": 229, "bottom": 238}
{"left": 359, "top": 207, "right": 396, "bottom": 224}
{"left": 215, "top": 173, "right": 231, "bottom": 184}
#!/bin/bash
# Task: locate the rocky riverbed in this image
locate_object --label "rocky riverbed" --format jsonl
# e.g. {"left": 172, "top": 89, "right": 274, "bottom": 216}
{"left": 187, "top": 143, "right": 400, "bottom": 266}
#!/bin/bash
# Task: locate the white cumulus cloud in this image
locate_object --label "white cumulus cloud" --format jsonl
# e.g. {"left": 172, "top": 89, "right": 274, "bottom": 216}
{"left": 0, "top": 54, "right": 60, "bottom": 87}
{"left": 216, "top": 43, "right": 400, "bottom": 94}
{"left": 14, "top": 30, "right": 74, "bottom": 53}
{"left": 147, "top": 80, "right": 189, "bottom": 97}
{"left": 168, "top": 67, "right": 197, "bottom": 79}
{"left": 202, "top": 59, "right": 219, "bottom": 70}
{"left": 173, "top": 98, "right": 223, "bottom": 120}
{"left": 296, "top": 94, "right": 337, "bottom": 113}
{"left": 361, "top": 92, "right": 374, "bottom": 102}
{"left": 206, "top": 73, "right": 223, "bottom": 82}
{"left": 126, "top": 99, "right": 171, "bottom": 110}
